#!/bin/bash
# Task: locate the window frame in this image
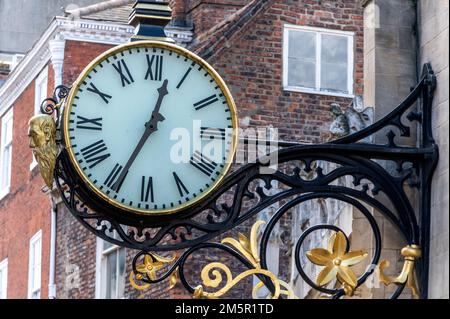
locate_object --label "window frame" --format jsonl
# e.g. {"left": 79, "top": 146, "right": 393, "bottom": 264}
{"left": 31, "top": 66, "right": 49, "bottom": 171}
{"left": 0, "top": 258, "right": 7, "bottom": 299}
{"left": 28, "top": 230, "right": 42, "bottom": 299}
{"left": 95, "top": 236, "right": 126, "bottom": 299}
{"left": 0, "top": 108, "right": 13, "bottom": 200}
{"left": 283, "top": 24, "right": 355, "bottom": 98}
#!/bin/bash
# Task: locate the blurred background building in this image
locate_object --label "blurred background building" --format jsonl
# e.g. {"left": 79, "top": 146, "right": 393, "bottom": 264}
{"left": 0, "top": 0, "right": 447, "bottom": 299}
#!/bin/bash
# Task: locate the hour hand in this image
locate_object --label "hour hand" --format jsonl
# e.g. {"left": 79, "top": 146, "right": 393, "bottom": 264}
{"left": 151, "top": 111, "right": 165, "bottom": 124}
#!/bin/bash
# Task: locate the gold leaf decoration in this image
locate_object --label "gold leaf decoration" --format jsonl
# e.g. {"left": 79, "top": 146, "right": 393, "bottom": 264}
{"left": 306, "top": 231, "right": 368, "bottom": 296}
{"left": 194, "top": 220, "right": 298, "bottom": 299}
{"left": 377, "top": 244, "right": 421, "bottom": 298}
{"left": 129, "top": 252, "right": 175, "bottom": 290}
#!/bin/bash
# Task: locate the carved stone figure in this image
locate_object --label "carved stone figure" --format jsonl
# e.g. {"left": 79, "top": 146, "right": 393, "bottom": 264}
{"left": 28, "top": 114, "right": 58, "bottom": 188}
{"left": 329, "top": 101, "right": 374, "bottom": 142}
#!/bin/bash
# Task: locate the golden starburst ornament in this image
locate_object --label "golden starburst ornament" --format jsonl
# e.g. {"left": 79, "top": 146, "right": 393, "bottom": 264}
{"left": 129, "top": 253, "right": 175, "bottom": 290}
{"left": 306, "top": 231, "right": 368, "bottom": 296}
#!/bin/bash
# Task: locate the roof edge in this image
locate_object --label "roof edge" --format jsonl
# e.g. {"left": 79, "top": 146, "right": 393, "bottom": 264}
{"left": 65, "top": 0, "right": 133, "bottom": 18}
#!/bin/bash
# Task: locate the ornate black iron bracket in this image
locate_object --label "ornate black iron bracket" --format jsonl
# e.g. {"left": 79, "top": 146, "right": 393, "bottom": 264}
{"left": 50, "top": 64, "right": 438, "bottom": 299}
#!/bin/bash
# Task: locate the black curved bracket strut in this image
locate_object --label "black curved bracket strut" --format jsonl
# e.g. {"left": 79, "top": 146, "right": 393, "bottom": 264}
{"left": 53, "top": 64, "right": 438, "bottom": 299}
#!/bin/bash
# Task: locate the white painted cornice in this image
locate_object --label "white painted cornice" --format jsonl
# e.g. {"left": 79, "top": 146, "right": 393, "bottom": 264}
{"left": 0, "top": 20, "right": 57, "bottom": 117}
{"left": 0, "top": 16, "right": 193, "bottom": 117}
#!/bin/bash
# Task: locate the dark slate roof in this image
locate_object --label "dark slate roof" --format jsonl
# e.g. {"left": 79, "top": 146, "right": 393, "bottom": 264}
{"left": 82, "top": 3, "right": 133, "bottom": 23}
{"left": 65, "top": 0, "right": 133, "bottom": 24}
{"left": 190, "top": 0, "right": 272, "bottom": 60}
{"left": 65, "top": 0, "right": 272, "bottom": 58}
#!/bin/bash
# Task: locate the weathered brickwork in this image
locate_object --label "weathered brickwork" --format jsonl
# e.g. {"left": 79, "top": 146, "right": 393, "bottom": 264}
{"left": 0, "top": 63, "right": 54, "bottom": 298}
{"left": 3, "top": 0, "right": 366, "bottom": 299}
{"left": 55, "top": 205, "right": 96, "bottom": 298}
{"left": 53, "top": 0, "right": 364, "bottom": 299}
{"left": 206, "top": 0, "right": 364, "bottom": 143}
{"left": 55, "top": 40, "right": 114, "bottom": 299}
{"left": 186, "top": 0, "right": 248, "bottom": 34}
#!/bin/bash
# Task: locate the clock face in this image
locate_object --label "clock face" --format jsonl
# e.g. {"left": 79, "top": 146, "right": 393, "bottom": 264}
{"left": 63, "top": 41, "right": 237, "bottom": 215}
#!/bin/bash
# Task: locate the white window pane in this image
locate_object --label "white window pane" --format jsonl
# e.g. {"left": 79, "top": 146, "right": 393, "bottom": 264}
{"left": 320, "top": 34, "right": 348, "bottom": 92}
{"left": 321, "top": 62, "right": 348, "bottom": 92}
{"left": 35, "top": 68, "right": 48, "bottom": 115}
{"left": 321, "top": 34, "right": 348, "bottom": 64}
{"left": 4, "top": 119, "right": 12, "bottom": 144}
{"left": 288, "top": 30, "right": 316, "bottom": 89}
{"left": 29, "top": 233, "right": 42, "bottom": 298}
{"left": 117, "top": 248, "right": 126, "bottom": 298}
{"left": 288, "top": 58, "right": 316, "bottom": 88}
{"left": 32, "top": 240, "right": 41, "bottom": 292}
{"left": 39, "top": 81, "right": 47, "bottom": 103}
{"left": 103, "top": 240, "right": 114, "bottom": 251}
{"left": 1, "top": 147, "right": 11, "bottom": 189}
{"left": 106, "top": 250, "right": 117, "bottom": 299}
{"left": 0, "top": 265, "right": 6, "bottom": 299}
{"left": 288, "top": 30, "right": 316, "bottom": 59}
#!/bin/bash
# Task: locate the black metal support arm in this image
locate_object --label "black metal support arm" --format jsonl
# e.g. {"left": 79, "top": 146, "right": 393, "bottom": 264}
{"left": 50, "top": 64, "right": 438, "bottom": 299}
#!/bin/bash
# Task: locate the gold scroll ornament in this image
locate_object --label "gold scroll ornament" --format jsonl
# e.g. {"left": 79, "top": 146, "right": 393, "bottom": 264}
{"left": 377, "top": 244, "right": 421, "bottom": 298}
{"left": 193, "top": 220, "right": 298, "bottom": 299}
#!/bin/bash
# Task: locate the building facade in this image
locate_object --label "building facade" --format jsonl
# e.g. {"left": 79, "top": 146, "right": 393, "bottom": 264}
{"left": 361, "top": 0, "right": 448, "bottom": 299}
{"left": 0, "top": 0, "right": 447, "bottom": 299}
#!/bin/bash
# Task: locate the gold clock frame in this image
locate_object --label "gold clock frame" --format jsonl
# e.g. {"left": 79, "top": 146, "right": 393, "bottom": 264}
{"left": 62, "top": 40, "right": 238, "bottom": 216}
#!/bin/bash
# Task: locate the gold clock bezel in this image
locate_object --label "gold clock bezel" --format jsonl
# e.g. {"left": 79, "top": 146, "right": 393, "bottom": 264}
{"left": 62, "top": 40, "right": 238, "bottom": 216}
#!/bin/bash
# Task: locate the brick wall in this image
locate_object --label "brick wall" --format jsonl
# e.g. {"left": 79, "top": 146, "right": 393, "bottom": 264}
{"left": 169, "top": 0, "right": 187, "bottom": 27}
{"left": 55, "top": 40, "right": 113, "bottom": 299}
{"left": 53, "top": 0, "right": 365, "bottom": 299}
{"left": 55, "top": 204, "right": 96, "bottom": 298}
{"left": 0, "top": 63, "right": 54, "bottom": 298}
{"left": 207, "top": 0, "right": 364, "bottom": 143}
{"left": 186, "top": 0, "right": 247, "bottom": 34}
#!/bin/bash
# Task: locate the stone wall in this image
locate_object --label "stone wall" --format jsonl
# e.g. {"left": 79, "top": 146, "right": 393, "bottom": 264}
{"left": 360, "top": 0, "right": 419, "bottom": 299}
{"left": 418, "top": 0, "right": 449, "bottom": 299}
{"left": 361, "top": 0, "right": 449, "bottom": 299}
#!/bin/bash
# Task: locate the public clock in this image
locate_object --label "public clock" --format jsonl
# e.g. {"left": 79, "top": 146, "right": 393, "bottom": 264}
{"left": 62, "top": 41, "right": 238, "bottom": 216}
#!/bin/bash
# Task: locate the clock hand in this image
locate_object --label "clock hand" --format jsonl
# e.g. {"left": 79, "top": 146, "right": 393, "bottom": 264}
{"left": 111, "top": 79, "right": 169, "bottom": 192}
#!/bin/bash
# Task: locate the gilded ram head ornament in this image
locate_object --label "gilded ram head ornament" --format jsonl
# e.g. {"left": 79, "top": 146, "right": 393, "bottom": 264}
{"left": 28, "top": 114, "right": 58, "bottom": 188}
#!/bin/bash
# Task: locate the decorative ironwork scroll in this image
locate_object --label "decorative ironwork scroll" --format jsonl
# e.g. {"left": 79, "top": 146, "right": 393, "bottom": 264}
{"left": 50, "top": 63, "right": 438, "bottom": 299}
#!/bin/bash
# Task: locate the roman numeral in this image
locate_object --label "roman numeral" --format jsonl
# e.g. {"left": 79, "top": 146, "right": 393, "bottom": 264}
{"left": 103, "top": 163, "right": 126, "bottom": 192}
{"left": 176, "top": 67, "right": 192, "bottom": 89}
{"left": 193, "top": 94, "right": 218, "bottom": 110}
{"left": 145, "top": 54, "right": 163, "bottom": 81}
{"left": 140, "top": 176, "right": 154, "bottom": 202}
{"left": 200, "top": 127, "right": 226, "bottom": 140}
{"left": 112, "top": 59, "right": 134, "bottom": 87}
{"left": 173, "top": 172, "right": 189, "bottom": 197}
{"left": 190, "top": 151, "right": 218, "bottom": 177}
{"left": 76, "top": 115, "right": 102, "bottom": 131}
{"left": 80, "top": 140, "right": 110, "bottom": 169}
{"left": 86, "top": 83, "right": 112, "bottom": 104}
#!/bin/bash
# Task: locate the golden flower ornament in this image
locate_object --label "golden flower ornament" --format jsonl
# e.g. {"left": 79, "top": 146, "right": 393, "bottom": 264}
{"left": 129, "top": 252, "right": 175, "bottom": 290}
{"left": 306, "top": 231, "right": 368, "bottom": 296}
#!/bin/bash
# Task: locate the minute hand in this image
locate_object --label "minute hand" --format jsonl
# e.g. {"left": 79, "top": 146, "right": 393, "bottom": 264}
{"left": 112, "top": 79, "right": 169, "bottom": 192}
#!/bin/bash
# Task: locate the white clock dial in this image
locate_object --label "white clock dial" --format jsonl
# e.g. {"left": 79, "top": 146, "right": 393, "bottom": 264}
{"left": 63, "top": 41, "right": 237, "bottom": 215}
